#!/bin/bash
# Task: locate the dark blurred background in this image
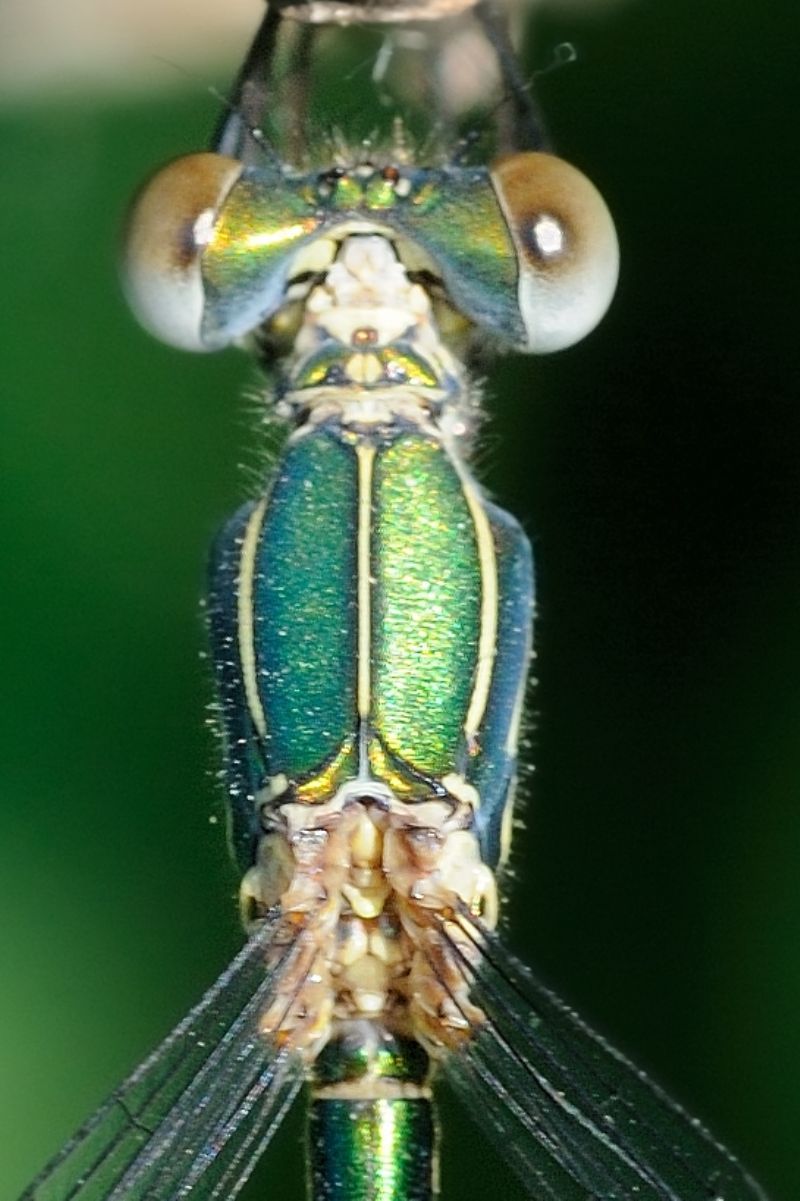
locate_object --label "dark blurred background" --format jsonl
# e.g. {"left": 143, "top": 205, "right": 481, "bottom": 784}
{"left": 1, "top": 1, "right": 799, "bottom": 1199}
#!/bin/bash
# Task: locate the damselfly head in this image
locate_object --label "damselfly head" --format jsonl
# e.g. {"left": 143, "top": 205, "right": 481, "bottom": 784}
{"left": 123, "top": 149, "right": 618, "bottom": 362}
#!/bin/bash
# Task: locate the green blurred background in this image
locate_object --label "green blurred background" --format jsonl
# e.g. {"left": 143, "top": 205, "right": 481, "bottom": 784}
{"left": 1, "top": 1, "right": 799, "bottom": 1198}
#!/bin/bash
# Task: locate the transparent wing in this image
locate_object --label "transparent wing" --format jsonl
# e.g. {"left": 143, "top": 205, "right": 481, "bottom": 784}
{"left": 21, "top": 917, "right": 306, "bottom": 1201}
{"left": 439, "top": 907, "right": 768, "bottom": 1201}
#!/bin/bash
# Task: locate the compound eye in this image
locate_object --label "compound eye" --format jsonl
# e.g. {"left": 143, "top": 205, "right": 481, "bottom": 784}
{"left": 491, "top": 151, "right": 619, "bottom": 353}
{"left": 123, "top": 153, "right": 243, "bottom": 351}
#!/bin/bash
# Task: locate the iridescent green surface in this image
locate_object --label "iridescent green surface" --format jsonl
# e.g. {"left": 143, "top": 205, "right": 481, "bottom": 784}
{"left": 254, "top": 432, "right": 358, "bottom": 779}
{"left": 200, "top": 164, "right": 522, "bottom": 349}
{"left": 202, "top": 170, "right": 319, "bottom": 347}
{"left": 377, "top": 348, "right": 438, "bottom": 390}
{"left": 313, "top": 1030, "right": 430, "bottom": 1087}
{"left": 308, "top": 1100, "right": 434, "bottom": 1201}
{"left": 392, "top": 171, "right": 521, "bottom": 343}
{"left": 309, "top": 1026, "right": 433, "bottom": 1201}
{"left": 373, "top": 435, "right": 480, "bottom": 774}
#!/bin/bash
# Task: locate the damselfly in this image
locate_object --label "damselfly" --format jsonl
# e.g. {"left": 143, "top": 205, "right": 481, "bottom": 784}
{"left": 16, "top": 3, "right": 769, "bottom": 1200}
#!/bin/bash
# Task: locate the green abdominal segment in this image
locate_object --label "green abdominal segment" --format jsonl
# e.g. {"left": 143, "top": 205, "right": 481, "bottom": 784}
{"left": 308, "top": 1099, "right": 435, "bottom": 1201}
{"left": 309, "top": 1028, "right": 435, "bottom": 1201}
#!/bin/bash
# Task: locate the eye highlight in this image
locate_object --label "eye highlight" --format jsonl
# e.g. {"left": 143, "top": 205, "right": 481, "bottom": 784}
{"left": 526, "top": 213, "right": 566, "bottom": 259}
{"left": 123, "top": 152, "right": 243, "bottom": 351}
{"left": 491, "top": 151, "right": 619, "bottom": 353}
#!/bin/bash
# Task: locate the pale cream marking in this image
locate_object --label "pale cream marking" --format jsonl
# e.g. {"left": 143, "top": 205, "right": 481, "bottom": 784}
{"left": 312, "top": 1080, "right": 432, "bottom": 1102}
{"left": 238, "top": 497, "right": 269, "bottom": 740}
{"left": 346, "top": 352, "right": 384, "bottom": 385}
{"left": 357, "top": 444, "right": 377, "bottom": 721}
{"left": 267, "top": 772, "right": 289, "bottom": 800}
{"left": 498, "top": 656, "right": 532, "bottom": 868}
{"left": 440, "top": 773, "right": 480, "bottom": 810}
{"left": 506, "top": 658, "right": 529, "bottom": 756}
{"left": 498, "top": 779, "right": 517, "bottom": 869}
{"left": 455, "top": 467, "right": 499, "bottom": 743}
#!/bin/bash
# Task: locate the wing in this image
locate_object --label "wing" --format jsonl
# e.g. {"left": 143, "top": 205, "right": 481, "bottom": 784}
{"left": 438, "top": 907, "right": 768, "bottom": 1201}
{"left": 21, "top": 917, "right": 306, "bottom": 1201}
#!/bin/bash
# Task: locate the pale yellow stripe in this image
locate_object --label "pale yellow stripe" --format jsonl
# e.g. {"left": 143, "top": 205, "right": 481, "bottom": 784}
{"left": 459, "top": 470, "right": 498, "bottom": 740}
{"left": 505, "top": 645, "right": 530, "bottom": 755}
{"left": 238, "top": 497, "right": 269, "bottom": 740}
{"left": 357, "top": 444, "right": 376, "bottom": 721}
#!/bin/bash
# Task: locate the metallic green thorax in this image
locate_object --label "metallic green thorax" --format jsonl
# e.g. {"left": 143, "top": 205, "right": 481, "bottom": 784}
{"left": 210, "top": 419, "right": 531, "bottom": 862}
{"left": 199, "top": 163, "right": 524, "bottom": 349}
